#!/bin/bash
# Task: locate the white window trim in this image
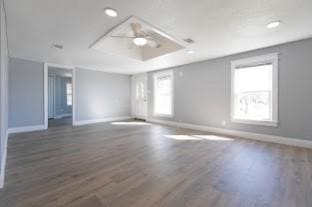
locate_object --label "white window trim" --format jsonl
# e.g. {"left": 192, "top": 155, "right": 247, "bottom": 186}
{"left": 153, "top": 70, "right": 174, "bottom": 118}
{"left": 231, "top": 53, "right": 279, "bottom": 127}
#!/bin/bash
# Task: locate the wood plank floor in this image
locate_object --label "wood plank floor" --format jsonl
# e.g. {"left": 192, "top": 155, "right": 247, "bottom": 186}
{"left": 1, "top": 120, "right": 312, "bottom": 207}
{"left": 48, "top": 117, "right": 72, "bottom": 128}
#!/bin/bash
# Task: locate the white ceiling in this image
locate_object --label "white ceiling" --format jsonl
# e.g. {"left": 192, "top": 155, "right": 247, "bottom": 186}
{"left": 5, "top": 0, "right": 312, "bottom": 74}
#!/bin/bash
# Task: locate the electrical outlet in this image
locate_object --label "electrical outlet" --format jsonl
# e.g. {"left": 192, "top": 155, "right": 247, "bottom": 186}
{"left": 221, "top": 120, "right": 226, "bottom": 126}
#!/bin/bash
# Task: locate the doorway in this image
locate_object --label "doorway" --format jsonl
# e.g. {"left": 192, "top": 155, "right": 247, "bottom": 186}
{"left": 44, "top": 64, "right": 75, "bottom": 129}
{"left": 131, "top": 73, "right": 148, "bottom": 120}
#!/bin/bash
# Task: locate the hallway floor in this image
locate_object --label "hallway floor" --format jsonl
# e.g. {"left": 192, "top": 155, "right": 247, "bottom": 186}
{"left": 48, "top": 117, "right": 72, "bottom": 128}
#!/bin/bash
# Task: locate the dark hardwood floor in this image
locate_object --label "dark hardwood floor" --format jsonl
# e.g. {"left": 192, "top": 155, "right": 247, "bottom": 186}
{"left": 48, "top": 117, "right": 72, "bottom": 128}
{"left": 0, "top": 120, "right": 312, "bottom": 207}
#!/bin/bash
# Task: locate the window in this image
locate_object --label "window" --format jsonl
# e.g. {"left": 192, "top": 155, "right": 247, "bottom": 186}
{"left": 153, "top": 70, "right": 173, "bottom": 116}
{"left": 231, "top": 53, "right": 278, "bottom": 126}
{"left": 66, "top": 82, "right": 72, "bottom": 106}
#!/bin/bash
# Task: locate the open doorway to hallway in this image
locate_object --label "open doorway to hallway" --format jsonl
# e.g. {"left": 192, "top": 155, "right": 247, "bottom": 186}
{"left": 47, "top": 67, "right": 73, "bottom": 128}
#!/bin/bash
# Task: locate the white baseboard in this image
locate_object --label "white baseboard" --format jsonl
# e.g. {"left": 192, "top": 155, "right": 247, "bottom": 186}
{"left": 147, "top": 118, "right": 312, "bottom": 149}
{"left": 0, "top": 131, "right": 8, "bottom": 188}
{"left": 8, "top": 125, "right": 45, "bottom": 134}
{"left": 73, "top": 116, "right": 133, "bottom": 126}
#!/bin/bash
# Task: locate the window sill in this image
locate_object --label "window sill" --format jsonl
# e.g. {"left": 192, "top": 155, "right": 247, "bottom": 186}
{"left": 231, "top": 118, "right": 279, "bottom": 127}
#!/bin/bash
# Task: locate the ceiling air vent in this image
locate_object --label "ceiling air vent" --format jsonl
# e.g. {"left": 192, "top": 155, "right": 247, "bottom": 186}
{"left": 52, "top": 44, "right": 64, "bottom": 49}
{"left": 184, "top": 38, "right": 195, "bottom": 44}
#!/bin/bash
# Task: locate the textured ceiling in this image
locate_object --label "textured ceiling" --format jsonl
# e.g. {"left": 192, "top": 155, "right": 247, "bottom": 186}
{"left": 5, "top": 0, "right": 312, "bottom": 74}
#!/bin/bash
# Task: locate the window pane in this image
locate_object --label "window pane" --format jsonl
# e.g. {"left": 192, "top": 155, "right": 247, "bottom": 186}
{"left": 67, "top": 94, "right": 72, "bottom": 106}
{"left": 66, "top": 83, "right": 72, "bottom": 94}
{"left": 66, "top": 83, "right": 72, "bottom": 106}
{"left": 234, "top": 64, "right": 272, "bottom": 121}
{"left": 235, "top": 65, "right": 272, "bottom": 92}
{"left": 154, "top": 73, "right": 172, "bottom": 115}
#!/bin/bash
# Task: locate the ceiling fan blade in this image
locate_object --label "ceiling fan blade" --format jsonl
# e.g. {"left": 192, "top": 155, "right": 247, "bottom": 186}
{"left": 130, "top": 22, "right": 145, "bottom": 37}
{"left": 110, "top": 35, "right": 135, "bottom": 39}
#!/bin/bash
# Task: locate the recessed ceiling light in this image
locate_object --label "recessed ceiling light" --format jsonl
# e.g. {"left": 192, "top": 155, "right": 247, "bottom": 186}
{"left": 133, "top": 37, "right": 147, "bottom": 47}
{"left": 104, "top": 8, "right": 118, "bottom": 17}
{"left": 187, "top": 50, "right": 195, "bottom": 54}
{"left": 267, "top": 21, "right": 281, "bottom": 29}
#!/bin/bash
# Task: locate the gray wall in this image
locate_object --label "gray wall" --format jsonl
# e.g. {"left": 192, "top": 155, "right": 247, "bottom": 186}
{"left": 0, "top": 0, "right": 9, "bottom": 185}
{"left": 8, "top": 59, "right": 131, "bottom": 127}
{"left": 75, "top": 68, "right": 131, "bottom": 121}
{"left": 9, "top": 58, "right": 44, "bottom": 127}
{"left": 148, "top": 38, "right": 312, "bottom": 141}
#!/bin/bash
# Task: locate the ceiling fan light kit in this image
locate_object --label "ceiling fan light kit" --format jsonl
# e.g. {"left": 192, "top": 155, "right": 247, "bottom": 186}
{"left": 133, "top": 37, "right": 148, "bottom": 46}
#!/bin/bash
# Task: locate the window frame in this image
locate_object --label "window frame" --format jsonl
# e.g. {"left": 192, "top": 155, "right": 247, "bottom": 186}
{"left": 153, "top": 70, "right": 174, "bottom": 118}
{"left": 231, "top": 53, "right": 279, "bottom": 127}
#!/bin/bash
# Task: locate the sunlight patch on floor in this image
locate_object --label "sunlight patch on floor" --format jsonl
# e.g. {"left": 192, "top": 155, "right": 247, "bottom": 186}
{"left": 164, "top": 135, "right": 201, "bottom": 140}
{"left": 164, "top": 134, "right": 234, "bottom": 141}
{"left": 193, "top": 135, "right": 234, "bottom": 141}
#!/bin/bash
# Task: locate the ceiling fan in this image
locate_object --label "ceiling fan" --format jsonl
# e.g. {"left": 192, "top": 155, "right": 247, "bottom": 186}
{"left": 111, "top": 22, "right": 161, "bottom": 48}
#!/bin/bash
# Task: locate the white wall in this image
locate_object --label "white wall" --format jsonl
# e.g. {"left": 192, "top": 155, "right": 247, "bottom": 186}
{"left": 0, "top": 0, "right": 9, "bottom": 188}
